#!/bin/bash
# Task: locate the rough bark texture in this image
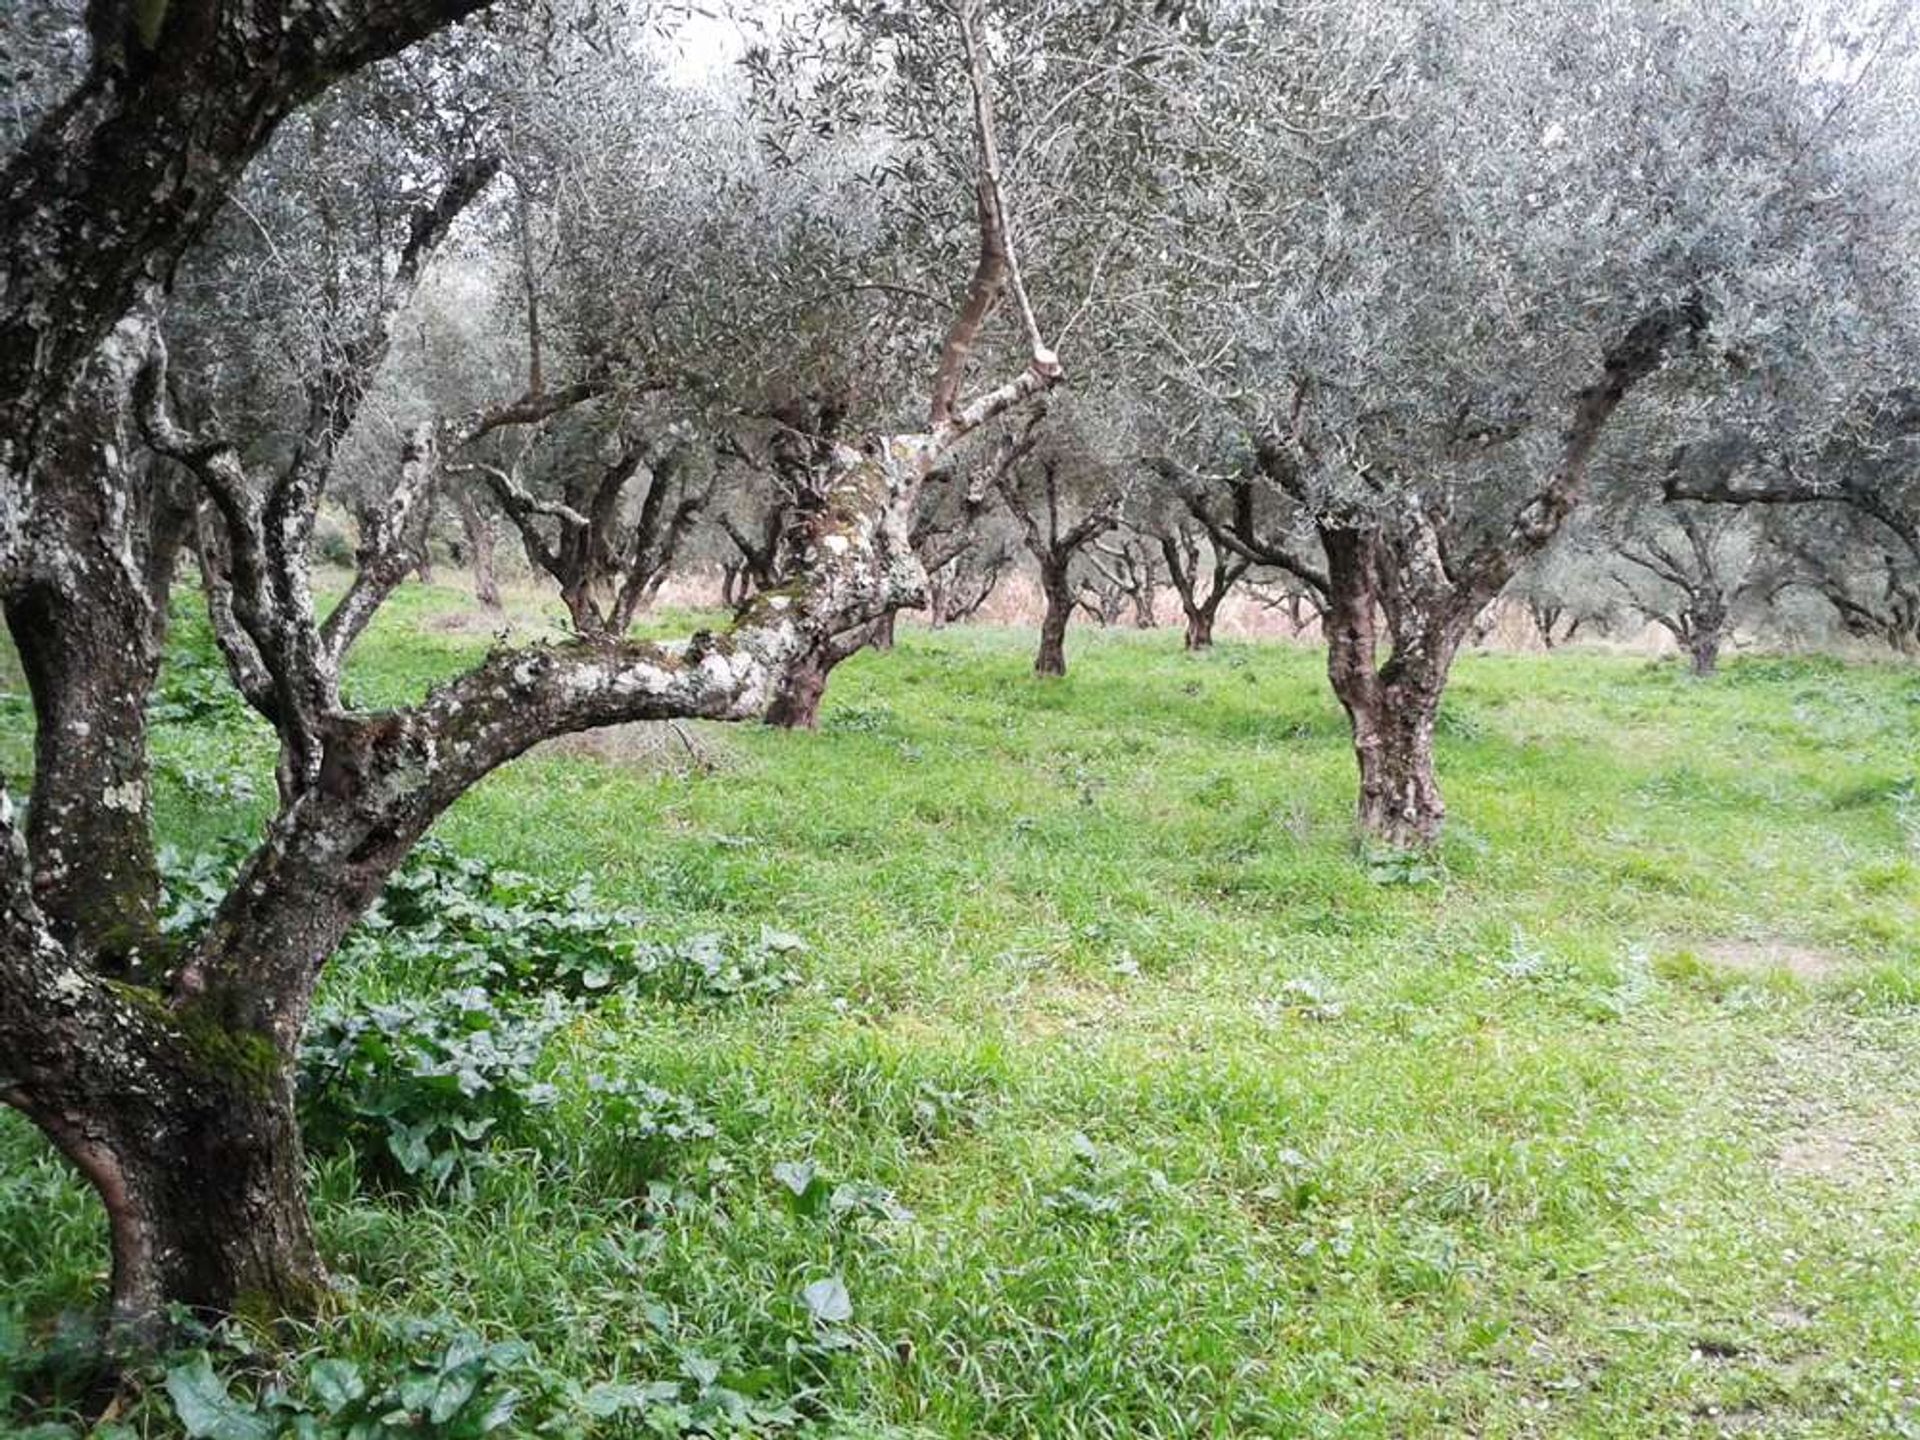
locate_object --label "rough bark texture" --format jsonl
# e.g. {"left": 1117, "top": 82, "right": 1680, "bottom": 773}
{"left": 1035, "top": 564, "right": 1073, "bottom": 677}
{"left": 4, "top": 316, "right": 186, "bottom": 967}
{"left": 1318, "top": 530, "right": 1452, "bottom": 848}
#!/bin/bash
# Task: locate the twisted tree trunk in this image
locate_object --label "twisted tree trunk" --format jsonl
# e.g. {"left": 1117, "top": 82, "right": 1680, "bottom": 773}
{"left": 1183, "top": 601, "right": 1221, "bottom": 651}
{"left": 1035, "top": 563, "right": 1073, "bottom": 676}
{"left": 1, "top": 0, "right": 1061, "bottom": 1340}
{"left": 1320, "top": 529, "right": 1457, "bottom": 849}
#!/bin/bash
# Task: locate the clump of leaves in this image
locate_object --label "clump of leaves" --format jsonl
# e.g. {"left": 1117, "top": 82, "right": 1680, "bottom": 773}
{"left": 1041, "top": 1133, "right": 1182, "bottom": 1229}
{"left": 343, "top": 841, "right": 803, "bottom": 1004}
{"left": 1362, "top": 843, "right": 1448, "bottom": 888}
{"left": 297, "top": 989, "right": 565, "bottom": 1191}
{"left": 164, "top": 1322, "right": 527, "bottom": 1440}
{"left": 162, "top": 839, "right": 805, "bottom": 1007}
{"left": 150, "top": 608, "right": 256, "bottom": 727}
{"left": 159, "top": 835, "right": 259, "bottom": 942}
{"left": 576, "top": 1072, "right": 718, "bottom": 1189}
{"left": 771, "top": 1161, "right": 913, "bottom": 1228}
{"left": 571, "top": 1355, "right": 809, "bottom": 1436}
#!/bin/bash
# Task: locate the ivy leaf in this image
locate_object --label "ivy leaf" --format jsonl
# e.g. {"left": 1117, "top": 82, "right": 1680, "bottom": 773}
{"left": 165, "top": 1352, "right": 272, "bottom": 1440}
{"left": 307, "top": 1357, "right": 365, "bottom": 1413}
{"left": 801, "top": 1275, "right": 853, "bottom": 1326}
{"left": 772, "top": 1158, "right": 830, "bottom": 1216}
{"left": 771, "top": 1159, "right": 815, "bottom": 1196}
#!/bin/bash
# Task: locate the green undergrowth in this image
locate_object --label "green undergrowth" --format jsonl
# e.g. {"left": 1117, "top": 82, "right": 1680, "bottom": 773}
{"left": 2, "top": 583, "right": 1918, "bottom": 1437}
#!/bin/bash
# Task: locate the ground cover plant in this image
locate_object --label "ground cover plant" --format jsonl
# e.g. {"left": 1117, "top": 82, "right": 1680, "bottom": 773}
{"left": 3, "top": 584, "right": 1917, "bottom": 1437}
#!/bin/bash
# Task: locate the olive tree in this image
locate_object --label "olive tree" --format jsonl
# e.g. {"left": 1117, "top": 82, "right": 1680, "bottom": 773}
{"left": 0, "top": 0, "right": 1060, "bottom": 1334}
{"left": 1143, "top": 0, "right": 1920, "bottom": 845}
{"left": 1606, "top": 505, "right": 1770, "bottom": 676}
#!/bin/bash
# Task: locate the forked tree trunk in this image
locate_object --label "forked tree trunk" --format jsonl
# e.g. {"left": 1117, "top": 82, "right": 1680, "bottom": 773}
{"left": 1035, "top": 567, "right": 1072, "bottom": 676}
{"left": 1183, "top": 602, "right": 1219, "bottom": 651}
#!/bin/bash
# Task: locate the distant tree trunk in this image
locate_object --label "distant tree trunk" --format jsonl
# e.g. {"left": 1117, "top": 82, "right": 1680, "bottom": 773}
{"left": 513, "top": 175, "right": 545, "bottom": 398}
{"left": 1688, "top": 631, "right": 1720, "bottom": 676}
{"left": 1183, "top": 603, "right": 1219, "bottom": 651}
{"left": 870, "top": 609, "right": 897, "bottom": 651}
{"left": 1036, "top": 564, "right": 1073, "bottom": 676}
{"left": 1685, "top": 595, "right": 1727, "bottom": 677}
{"left": 457, "top": 489, "right": 501, "bottom": 610}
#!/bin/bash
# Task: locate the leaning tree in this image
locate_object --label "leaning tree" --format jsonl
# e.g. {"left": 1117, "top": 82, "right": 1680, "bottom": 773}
{"left": 1138, "top": 0, "right": 1920, "bottom": 846}
{"left": 0, "top": 0, "right": 1061, "bottom": 1334}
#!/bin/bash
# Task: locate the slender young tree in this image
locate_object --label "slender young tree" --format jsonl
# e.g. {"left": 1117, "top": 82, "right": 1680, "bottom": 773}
{"left": 1158, "top": 515, "right": 1250, "bottom": 651}
{"left": 1081, "top": 533, "right": 1161, "bottom": 630}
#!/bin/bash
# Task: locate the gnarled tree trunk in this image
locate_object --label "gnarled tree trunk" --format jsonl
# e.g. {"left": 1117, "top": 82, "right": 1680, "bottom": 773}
{"left": 1344, "top": 679, "right": 1446, "bottom": 848}
{"left": 1035, "top": 564, "right": 1073, "bottom": 676}
{"left": 1320, "top": 528, "right": 1457, "bottom": 849}
{"left": 1, "top": 0, "right": 1061, "bottom": 1342}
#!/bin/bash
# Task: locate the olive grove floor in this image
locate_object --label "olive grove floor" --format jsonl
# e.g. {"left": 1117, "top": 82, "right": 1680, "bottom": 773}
{"left": 3, "top": 584, "right": 1919, "bottom": 1437}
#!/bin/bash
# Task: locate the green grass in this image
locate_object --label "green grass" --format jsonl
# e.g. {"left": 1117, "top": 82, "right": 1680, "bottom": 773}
{"left": 4, "top": 581, "right": 1920, "bottom": 1437}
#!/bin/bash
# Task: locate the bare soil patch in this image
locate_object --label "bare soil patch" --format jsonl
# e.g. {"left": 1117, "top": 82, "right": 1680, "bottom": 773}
{"left": 1695, "top": 939, "right": 1852, "bottom": 982}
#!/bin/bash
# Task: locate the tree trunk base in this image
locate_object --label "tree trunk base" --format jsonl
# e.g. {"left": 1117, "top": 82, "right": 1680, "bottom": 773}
{"left": 766, "top": 653, "right": 830, "bottom": 729}
{"left": 1355, "top": 737, "right": 1446, "bottom": 849}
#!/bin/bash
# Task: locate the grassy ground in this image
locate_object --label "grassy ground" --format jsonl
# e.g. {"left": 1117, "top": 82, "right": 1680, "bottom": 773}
{"left": 3, "top": 581, "right": 1920, "bottom": 1437}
